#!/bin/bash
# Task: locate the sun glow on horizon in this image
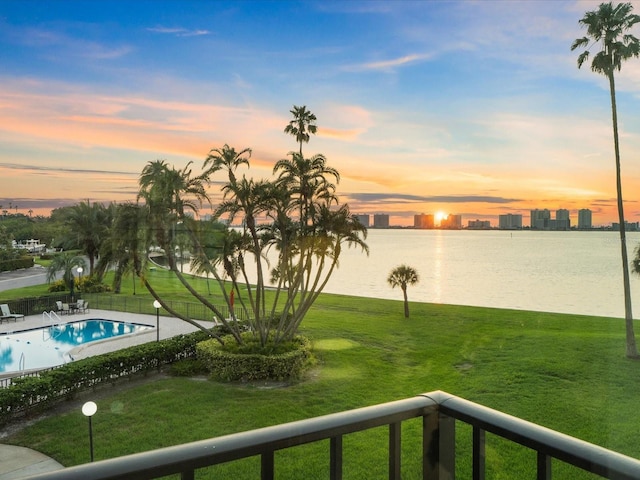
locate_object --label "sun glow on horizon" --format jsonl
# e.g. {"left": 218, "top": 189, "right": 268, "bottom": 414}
{"left": 435, "top": 211, "right": 448, "bottom": 224}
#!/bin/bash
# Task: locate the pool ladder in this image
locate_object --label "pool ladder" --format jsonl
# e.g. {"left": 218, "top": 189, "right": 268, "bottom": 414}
{"left": 19, "top": 352, "right": 25, "bottom": 371}
{"left": 42, "top": 310, "right": 62, "bottom": 327}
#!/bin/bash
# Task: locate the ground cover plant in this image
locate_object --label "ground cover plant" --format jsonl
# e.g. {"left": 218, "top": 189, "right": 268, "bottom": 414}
{"left": 3, "top": 284, "right": 640, "bottom": 479}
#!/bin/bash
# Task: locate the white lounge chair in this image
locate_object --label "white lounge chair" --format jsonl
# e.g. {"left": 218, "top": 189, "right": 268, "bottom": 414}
{"left": 62, "top": 303, "right": 70, "bottom": 315}
{"left": 0, "top": 304, "right": 24, "bottom": 322}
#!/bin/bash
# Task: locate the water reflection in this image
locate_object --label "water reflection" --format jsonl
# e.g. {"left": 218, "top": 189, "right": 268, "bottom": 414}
{"left": 432, "top": 231, "right": 443, "bottom": 303}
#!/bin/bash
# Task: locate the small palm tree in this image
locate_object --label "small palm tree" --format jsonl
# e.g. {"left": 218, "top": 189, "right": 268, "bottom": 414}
{"left": 46, "top": 252, "right": 86, "bottom": 300}
{"left": 387, "top": 265, "right": 419, "bottom": 318}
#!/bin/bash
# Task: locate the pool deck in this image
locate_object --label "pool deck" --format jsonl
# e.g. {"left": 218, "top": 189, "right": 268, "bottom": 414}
{"left": 0, "top": 309, "right": 206, "bottom": 362}
{"left": 0, "top": 309, "right": 209, "bottom": 479}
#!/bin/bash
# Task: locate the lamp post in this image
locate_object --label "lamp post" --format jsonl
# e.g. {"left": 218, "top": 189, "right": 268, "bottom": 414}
{"left": 77, "top": 266, "right": 83, "bottom": 300}
{"left": 153, "top": 300, "right": 161, "bottom": 342}
{"left": 82, "top": 401, "right": 97, "bottom": 462}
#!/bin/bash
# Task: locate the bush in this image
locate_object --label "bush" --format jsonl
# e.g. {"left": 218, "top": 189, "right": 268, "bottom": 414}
{"left": 0, "top": 256, "right": 34, "bottom": 273}
{"left": 47, "top": 276, "right": 111, "bottom": 294}
{"left": 197, "top": 333, "right": 314, "bottom": 382}
{"left": 47, "top": 279, "right": 67, "bottom": 292}
{"left": 78, "top": 276, "right": 111, "bottom": 293}
{"left": 168, "top": 358, "right": 209, "bottom": 377}
{"left": 0, "top": 330, "right": 211, "bottom": 426}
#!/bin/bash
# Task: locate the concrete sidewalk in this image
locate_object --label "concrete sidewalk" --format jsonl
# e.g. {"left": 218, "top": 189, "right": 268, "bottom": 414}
{"left": 0, "top": 309, "right": 206, "bottom": 478}
{"left": 0, "top": 445, "right": 63, "bottom": 479}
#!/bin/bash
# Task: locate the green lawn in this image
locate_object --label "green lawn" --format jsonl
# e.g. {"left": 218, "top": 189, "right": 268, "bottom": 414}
{"left": 2, "top": 274, "right": 638, "bottom": 478}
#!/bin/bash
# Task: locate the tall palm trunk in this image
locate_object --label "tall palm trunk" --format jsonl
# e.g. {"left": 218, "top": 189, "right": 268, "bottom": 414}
{"left": 609, "top": 72, "right": 638, "bottom": 358}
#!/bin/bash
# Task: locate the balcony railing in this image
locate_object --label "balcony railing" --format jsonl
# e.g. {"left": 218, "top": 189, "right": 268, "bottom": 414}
{"left": 26, "top": 390, "right": 640, "bottom": 480}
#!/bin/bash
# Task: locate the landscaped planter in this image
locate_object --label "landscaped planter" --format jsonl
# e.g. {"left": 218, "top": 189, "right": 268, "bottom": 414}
{"left": 196, "top": 333, "right": 314, "bottom": 382}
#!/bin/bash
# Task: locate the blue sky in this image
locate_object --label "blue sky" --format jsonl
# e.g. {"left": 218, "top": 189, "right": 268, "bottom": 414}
{"left": 1, "top": 0, "right": 640, "bottom": 226}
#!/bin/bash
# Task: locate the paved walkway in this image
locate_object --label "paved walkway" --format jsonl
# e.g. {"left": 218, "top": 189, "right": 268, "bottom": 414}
{"left": 0, "top": 309, "right": 205, "bottom": 478}
{"left": 0, "top": 446, "right": 64, "bottom": 479}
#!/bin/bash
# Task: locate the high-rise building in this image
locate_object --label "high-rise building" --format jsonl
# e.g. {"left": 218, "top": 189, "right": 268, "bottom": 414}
{"left": 414, "top": 214, "right": 434, "bottom": 229}
{"left": 467, "top": 219, "right": 491, "bottom": 229}
{"left": 530, "top": 209, "right": 551, "bottom": 229}
{"left": 355, "top": 214, "right": 370, "bottom": 228}
{"left": 498, "top": 214, "right": 523, "bottom": 230}
{"left": 612, "top": 221, "right": 639, "bottom": 232}
{"left": 441, "top": 214, "right": 462, "bottom": 229}
{"left": 578, "top": 209, "right": 592, "bottom": 230}
{"left": 373, "top": 214, "right": 390, "bottom": 228}
{"left": 556, "top": 209, "right": 571, "bottom": 230}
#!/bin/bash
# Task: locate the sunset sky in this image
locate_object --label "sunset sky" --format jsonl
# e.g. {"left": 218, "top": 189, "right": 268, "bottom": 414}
{"left": 2, "top": 0, "right": 640, "bottom": 226}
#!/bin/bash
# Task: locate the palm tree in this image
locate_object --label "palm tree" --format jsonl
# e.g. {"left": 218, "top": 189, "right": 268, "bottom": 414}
{"left": 572, "top": 2, "right": 640, "bottom": 358}
{"left": 96, "top": 202, "right": 146, "bottom": 293}
{"left": 138, "top": 160, "right": 210, "bottom": 251}
{"left": 203, "top": 144, "right": 251, "bottom": 186}
{"left": 284, "top": 105, "right": 317, "bottom": 155}
{"left": 46, "top": 252, "right": 86, "bottom": 300}
{"left": 387, "top": 265, "right": 419, "bottom": 318}
{"left": 63, "top": 200, "right": 109, "bottom": 275}
{"left": 274, "top": 152, "right": 339, "bottom": 228}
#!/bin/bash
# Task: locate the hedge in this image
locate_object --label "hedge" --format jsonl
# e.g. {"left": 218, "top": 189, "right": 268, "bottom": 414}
{"left": 197, "top": 333, "right": 314, "bottom": 382}
{"left": 0, "top": 330, "right": 210, "bottom": 426}
{"left": 0, "top": 257, "right": 34, "bottom": 273}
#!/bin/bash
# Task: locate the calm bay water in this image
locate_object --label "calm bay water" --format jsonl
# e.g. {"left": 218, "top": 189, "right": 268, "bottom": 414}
{"left": 317, "top": 229, "right": 640, "bottom": 318}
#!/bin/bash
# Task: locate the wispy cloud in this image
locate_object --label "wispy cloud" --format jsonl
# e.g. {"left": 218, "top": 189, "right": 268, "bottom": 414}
{"left": 147, "top": 26, "right": 211, "bottom": 37}
{"left": 346, "top": 193, "right": 521, "bottom": 205}
{"left": 344, "top": 53, "right": 434, "bottom": 72}
{"left": 1, "top": 20, "right": 132, "bottom": 60}
{"left": 0, "top": 162, "right": 135, "bottom": 176}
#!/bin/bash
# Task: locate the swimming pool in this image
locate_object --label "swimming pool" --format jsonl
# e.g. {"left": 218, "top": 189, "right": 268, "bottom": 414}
{"left": 0, "top": 319, "right": 154, "bottom": 373}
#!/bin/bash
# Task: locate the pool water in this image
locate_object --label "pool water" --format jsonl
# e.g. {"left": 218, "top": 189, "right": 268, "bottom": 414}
{"left": 0, "top": 319, "right": 153, "bottom": 373}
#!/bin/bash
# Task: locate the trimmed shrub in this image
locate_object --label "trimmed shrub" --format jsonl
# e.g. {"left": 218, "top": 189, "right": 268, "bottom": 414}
{"left": 0, "top": 256, "right": 34, "bottom": 273}
{"left": 168, "top": 358, "right": 209, "bottom": 377}
{"left": 0, "top": 330, "right": 210, "bottom": 426}
{"left": 197, "top": 333, "right": 314, "bottom": 382}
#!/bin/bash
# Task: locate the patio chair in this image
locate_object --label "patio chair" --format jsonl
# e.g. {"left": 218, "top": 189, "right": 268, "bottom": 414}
{"left": 56, "top": 301, "right": 64, "bottom": 314}
{"left": 62, "top": 303, "right": 71, "bottom": 315}
{"left": 77, "top": 299, "right": 89, "bottom": 313}
{"left": 0, "top": 304, "right": 24, "bottom": 322}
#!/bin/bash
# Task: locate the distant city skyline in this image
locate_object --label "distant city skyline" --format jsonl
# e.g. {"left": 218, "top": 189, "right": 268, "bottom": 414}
{"left": 1, "top": 1, "right": 640, "bottom": 226}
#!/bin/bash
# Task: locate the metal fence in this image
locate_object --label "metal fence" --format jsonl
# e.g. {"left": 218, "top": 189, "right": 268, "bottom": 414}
{"left": 80, "top": 293, "right": 246, "bottom": 322}
{"left": 1, "top": 293, "right": 244, "bottom": 323}
{"left": 26, "top": 390, "right": 640, "bottom": 480}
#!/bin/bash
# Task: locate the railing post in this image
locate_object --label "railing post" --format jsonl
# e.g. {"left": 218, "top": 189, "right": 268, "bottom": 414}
{"left": 473, "top": 426, "right": 485, "bottom": 480}
{"left": 261, "top": 450, "right": 274, "bottom": 480}
{"left": 537, "top": 452, "right": 551, "bottom": 480}
{"left": 390, "top": 421, "right": 401, "bottom": 479}
{"left": 424, "top": 411, "right": 455, "bottom": 479}
{"left": 330, "top": 435, "right": 343, "bottom": 480}
{"left": 180, "top": 469, "right": 195, "bottom": 480}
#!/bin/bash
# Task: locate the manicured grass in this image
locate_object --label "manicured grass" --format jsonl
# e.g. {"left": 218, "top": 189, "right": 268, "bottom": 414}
{"left": 2, "top": 275, "right": 639, "bottom": 478}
